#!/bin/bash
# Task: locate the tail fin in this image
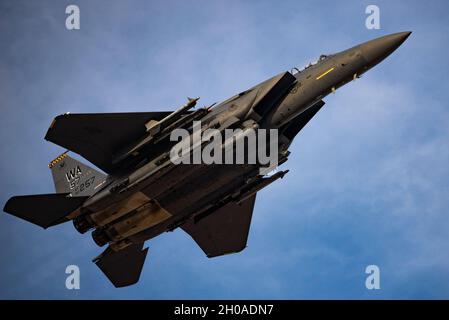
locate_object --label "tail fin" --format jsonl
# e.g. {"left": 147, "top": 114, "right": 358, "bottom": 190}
{"left": 49, "top": 152, "right": 107, "bottom": 196}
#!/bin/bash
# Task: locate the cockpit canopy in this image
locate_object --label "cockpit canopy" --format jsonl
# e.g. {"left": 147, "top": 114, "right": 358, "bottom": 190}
{"left": 307, "top": 53, "right": 332, "bottom": 67}
{"left": 318, "top": 54, "right": 328, "bottom": 61}
{"left": 291, "top": 54, "right": 333, "bottom": 74}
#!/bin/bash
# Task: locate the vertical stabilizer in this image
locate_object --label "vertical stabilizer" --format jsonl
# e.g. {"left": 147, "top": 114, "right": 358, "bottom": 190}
{"left": 49, "top": 152, "right": 107, "bottom": 196}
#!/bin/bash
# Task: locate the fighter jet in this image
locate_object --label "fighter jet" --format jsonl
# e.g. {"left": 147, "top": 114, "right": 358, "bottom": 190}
{"left": 3, "top": 32, "right": 410, "bottom": 287}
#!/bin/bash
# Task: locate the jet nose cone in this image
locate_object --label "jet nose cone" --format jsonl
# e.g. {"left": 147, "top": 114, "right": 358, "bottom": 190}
{"left": 360, "top": 31, "right": 411, "bottom": 66}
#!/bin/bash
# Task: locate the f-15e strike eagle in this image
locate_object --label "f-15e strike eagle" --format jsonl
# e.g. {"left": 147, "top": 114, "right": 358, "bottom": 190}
{"left": 4, "top": 32, "right": 410, "bottom": 287}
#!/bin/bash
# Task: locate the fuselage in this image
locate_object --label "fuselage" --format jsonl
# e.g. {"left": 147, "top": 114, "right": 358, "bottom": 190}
{"left": 2, "top": 31, "right": 411, "bottom": 287}
{"left": 72, "top": 32, "right": 411, "bottom": 250}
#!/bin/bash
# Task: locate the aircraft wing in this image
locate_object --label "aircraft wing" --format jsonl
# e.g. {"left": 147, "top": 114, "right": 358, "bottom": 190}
{"left": 45, "top": 112, "right": 172, "bottom": 173}
{"left": 280, "top": 100, "right": 325, "bottom": 140}
{"left": 182, "top": 194, "right": 257, "bottom": 258}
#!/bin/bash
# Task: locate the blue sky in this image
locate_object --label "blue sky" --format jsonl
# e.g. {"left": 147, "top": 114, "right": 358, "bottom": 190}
{"left": 1, "top": 0, "right": 449, "bottom": 299}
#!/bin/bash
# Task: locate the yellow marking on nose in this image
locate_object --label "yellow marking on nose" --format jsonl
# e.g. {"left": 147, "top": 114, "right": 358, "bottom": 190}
{"left": 316, "top": 67, "right": 335, "bottom": 80}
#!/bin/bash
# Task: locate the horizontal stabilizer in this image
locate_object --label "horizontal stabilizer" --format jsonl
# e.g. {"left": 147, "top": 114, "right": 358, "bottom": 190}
{"left": 3, "top": 193, "right": 88, "bottom": 228}
{"left": 94, "top": 244, "right": 148, "bottom": 288}
{"left": 45, "top": 112, "right": 172, "bottom": 173}
{"left": 182, "top": 194, "right": 256, "bottom": 258}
